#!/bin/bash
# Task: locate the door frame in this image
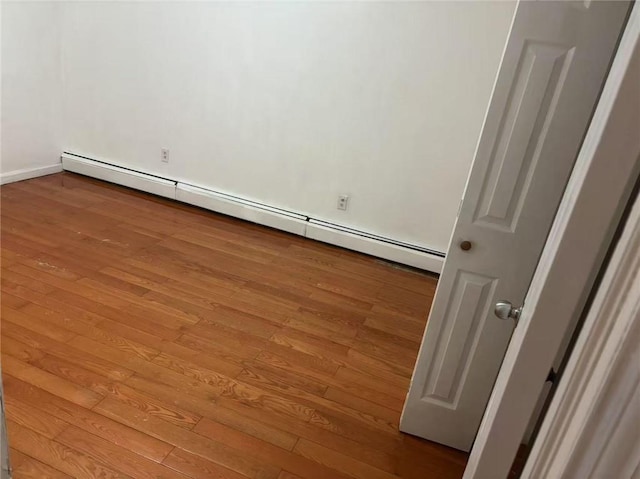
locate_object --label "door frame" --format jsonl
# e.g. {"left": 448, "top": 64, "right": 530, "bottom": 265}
{"left": 522, "top": 147, "right": 640, "bottom": 478}
{"left": 464, "top": 3, "right": 639, "bottom": 477}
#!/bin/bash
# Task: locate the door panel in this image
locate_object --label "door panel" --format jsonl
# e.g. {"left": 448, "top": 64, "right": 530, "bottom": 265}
{"left": 423, "top": 271, "right": 496, "bottom": 406}
{"left": 401, "top": 0, "right": 629, "bottom": 451}
{"left": 475, "top": 42, "right": 572, "bottom": 231}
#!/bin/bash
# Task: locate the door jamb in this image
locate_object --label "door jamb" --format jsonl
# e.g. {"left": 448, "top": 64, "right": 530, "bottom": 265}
{"left": 463, "top": 3, "right": 640, "bottom": 477}
{"left": 521, "top": 6, "right": 640, "bottom": 475}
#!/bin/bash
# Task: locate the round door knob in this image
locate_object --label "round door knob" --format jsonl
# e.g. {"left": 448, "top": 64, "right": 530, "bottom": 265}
{"left": 495, "top": 301, "right": 522, "bottom": 321}
{"left": 460, "top": 240, "right": 472, "bottom": 251}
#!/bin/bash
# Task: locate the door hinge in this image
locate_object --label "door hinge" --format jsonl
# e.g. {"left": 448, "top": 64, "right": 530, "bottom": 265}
{"left": 546, "top": 368, "right": 558, "bottom": 383}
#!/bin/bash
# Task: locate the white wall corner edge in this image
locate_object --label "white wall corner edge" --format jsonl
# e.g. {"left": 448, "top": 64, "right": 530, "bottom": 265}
{"left": 0, "top": 162, "right": 63, "bottom": 185}
{"left": 61, "top": 153, "right": 176, "bottom": 199}
{"left": 305, "top": 222, "right": 444, "bottom": 273}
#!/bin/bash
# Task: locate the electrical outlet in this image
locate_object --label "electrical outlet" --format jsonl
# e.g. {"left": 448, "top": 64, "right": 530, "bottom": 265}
{"left": 161, "top": 148, "right": 170, "bottom": 163}
{"left": 337, "top": 195, "right": 349, "bottom": 211}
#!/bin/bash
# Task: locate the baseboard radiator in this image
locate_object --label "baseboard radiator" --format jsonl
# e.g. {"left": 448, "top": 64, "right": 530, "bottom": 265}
{"left": 61, "top": 153, "right": 445, "bottom": 272}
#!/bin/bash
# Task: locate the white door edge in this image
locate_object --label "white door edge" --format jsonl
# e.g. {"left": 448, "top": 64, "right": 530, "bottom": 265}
{"left": 464, "top": 2, "right": 640, "bottom": 477}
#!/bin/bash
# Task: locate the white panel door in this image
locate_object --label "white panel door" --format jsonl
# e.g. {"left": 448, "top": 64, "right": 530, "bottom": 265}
{"left": 400, "top": 0, "right": 630, "bottom": 451}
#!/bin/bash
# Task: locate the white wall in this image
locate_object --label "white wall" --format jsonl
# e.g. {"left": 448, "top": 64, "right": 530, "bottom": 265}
{"left": 1, "top": 1, "right": 62, "bottom": 182}
{"left": 59, "top": 2, "right": 514, "bottom": 252}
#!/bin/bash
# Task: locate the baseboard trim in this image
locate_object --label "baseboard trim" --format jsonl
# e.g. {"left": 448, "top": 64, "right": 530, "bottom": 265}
{"left": 61, "top": 153, "right": 177, "bottom": 199}
{"left": 306, "top": 222, "right": 444, "bottom": 272}
{"left": 0, "top": 163, "right": 63, "bottom": 185}
{"left": 62, "top": 152, "right": 445, "bottom": 272}
{"left": 176, "top": 183, "right": 308, "bottom": 236}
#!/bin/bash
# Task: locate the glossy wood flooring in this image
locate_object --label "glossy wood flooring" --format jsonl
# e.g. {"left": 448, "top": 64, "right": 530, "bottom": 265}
{"left": 0, "top": 173, "right": 467, "bottom": 479}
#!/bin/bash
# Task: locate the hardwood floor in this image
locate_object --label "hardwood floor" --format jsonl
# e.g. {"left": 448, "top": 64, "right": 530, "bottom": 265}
{"left": 0, "top": 172, "right": 467, "bottom": 479}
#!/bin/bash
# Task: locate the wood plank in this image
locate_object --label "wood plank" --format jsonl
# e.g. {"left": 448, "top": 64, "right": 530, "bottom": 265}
{"left": 107, "top": 381, "right": 202, "bottom": 430}
{"left": 323, "top": 388, "right": 401, "bottom": 424}
{"left": 0, "top": 292, "right": 28, "bottom": 310}
{"left": 29, "top": 353, "right": 116, "bottom": 396}
{"left": 9, "top": 274, "right": 181, "bottom": 341}
{"left": 0, "top": 232, "right": 45, "bottom": 258}
{"left": 344, "top": 349, "right": 413, "bottom": 381}
{"left": 94, "top": 397, "right": 281, "bottom": 479}
{"left": 239, "top": 361, "right": 328, "bottom": 397}
{"left": 349, "top": 340, "right": 418, "bottom": 372}
{"left": 261, "top": 343, "right": 341, "bottom": 377}
{"left": 158, "top": 340, "right": 244, "bottom": 379}
{"left": 99, "top": 266, "right": 236, "bottom": 308}
{"left": 308, "top": 410, "right": 400, "bottom": 455}
{"left": 125, "top": 374, "right": 397, "bottom": 471}
{"left": 188, "top": 307, "right": 280, "bottom": 340}
{"left": 162, "top": 448, "right": 248, "bottom": 479}
{"left": 172, "top": 230, "right": 277, "bottom": 265}
{"left": 190, "top": 402, "right": 298, "bottom": 451}
{"left": 394, "top": 435, "right": 467, "bottom": 479}
{"left": 374, "top": 285, "right": 433, "bottom": 318}
{"left": 51, "top": 279, "right": 195, "bottom": 331}
{"left": 362, "top": 316, "right": 426, "bottom": 343}
{"left": 1, "top": 306, "right": 76, "bottom": 343}
{"left": 0, "top": 275, "right": 53, "bottom": 303}
{"left": 11, "top": 286, "right": 107, "bottom": 327}
{"left": 278, "top": 473, "right": 304, "bottom": 479}
{"left": 253, "top": 350, "right": 336, "bottom": 386}
{"left": 30, "top": 250, "right": 151, "bottom": 296}
{"left": 1, "top": 336, "right": 45, "bottom": 363}
{"left": 283, "top": 316, "right": 357, "bottom": 348}
{"left": 251, "top": 349, "right": 405, "bottom": 421}
{"left": 178, "top": 320, "right": 268, "bottom": 354}
{"left": 149, "top": 354, "right": 314, "bottom": 422}
{"left": 65, "top": 336, "right": 168, "bottom": 379}
{"left": 174, "top": 334, "right": 260, "bottom": 365}
{"left": 1, "top": 355, "right": 103, "bottom": 408}
{"left": 237, "top": 368, "right": 398, "bottom": 434}
{"left": 3, "top": 395, "right": 68, "bottom": 439}
{"left": 12, "top": 455, "right": 73, "bottom": 479}
{"left": 121, "top": 256, "right": 244, "bottom": 299}
{"left": 57, "top": 321, "right": 162, "bottom": 363}
{"left": 194, "top": 419, "right": 351, "bottom": 479}
{"left": 6, "top": 420, "right": 131, "bottom": 479}
{"left": 1, "top": 313, "right": 134, "bottom": 381}
{"left": 56, "top": 426, "right": 189, "bottom": 479}
{"left": 122, "top": 374, "right": 221, "bottom": 420}
{"left": 272, "top": 328, "right": 351, "bottom": 361}
{"left": 2, "top": 375, "right": 174, "bottom": 463}
{"left": 354, "top": 324, "right": 421, "bottom": 351}
{"left": 332, "top": 367, "right": 406, "bottom": 407}
{"left": 294, "top": 439, "right": 397, "bottom": 479}
{"left": 9, "top": 257, "right": 80, "bottom": 282}
{"left": 8, "top": 448, "right": 29, "bottom": 470}
{"left": 0, "top": 221, "right": 60, "bottom": 249}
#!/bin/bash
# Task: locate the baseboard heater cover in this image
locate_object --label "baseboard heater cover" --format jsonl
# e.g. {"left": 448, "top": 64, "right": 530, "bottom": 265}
{"left": 176, "top": 183, "right": 308, "bottom": 236}
{"left": 306, "top": 220, "right": 444, "bottom": 273}
{"left": 61, "top": 153, "right": 177, "bottom": 199}
{"left": 61, "top": 153, "right": 445, "bottom": 272}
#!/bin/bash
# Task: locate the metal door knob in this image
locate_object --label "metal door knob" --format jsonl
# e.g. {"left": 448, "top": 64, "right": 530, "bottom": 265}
{"left": 495, "top": 301, "right": 522, "bottom": 321}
